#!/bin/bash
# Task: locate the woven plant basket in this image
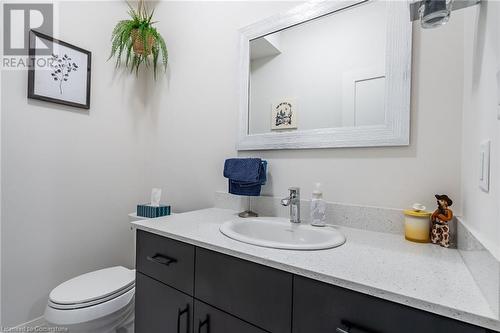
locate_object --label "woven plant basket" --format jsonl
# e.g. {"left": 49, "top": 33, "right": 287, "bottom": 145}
{"left": 131, "top": 29, "right": 155, "bottom": 56}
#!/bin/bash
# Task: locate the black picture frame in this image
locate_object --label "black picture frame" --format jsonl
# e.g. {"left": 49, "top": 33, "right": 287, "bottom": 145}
{"left": 28, "top": 30, "right": 91, "bottom": 109}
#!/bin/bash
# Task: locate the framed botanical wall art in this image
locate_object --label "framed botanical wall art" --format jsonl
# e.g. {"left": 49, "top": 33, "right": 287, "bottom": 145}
{"left": 28, "top": 30, "right": 91, "bottom": 109}
{"left": 271, "top": 98, "right": 298, "bottom": 130}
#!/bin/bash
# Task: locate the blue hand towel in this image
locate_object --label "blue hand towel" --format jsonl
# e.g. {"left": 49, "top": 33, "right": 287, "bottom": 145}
{"left": 223, "top": 158, "right": 263, "bottom": 182}
{"left": 223, "top": 158, "right": 267, "bottom": 196}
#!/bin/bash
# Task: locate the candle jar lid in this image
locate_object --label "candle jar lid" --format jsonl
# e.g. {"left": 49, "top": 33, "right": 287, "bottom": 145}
{"left": 403, "top": 209, "right": 431, "bottom": 218}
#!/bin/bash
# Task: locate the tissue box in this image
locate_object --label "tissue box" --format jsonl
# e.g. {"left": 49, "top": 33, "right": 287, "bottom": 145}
{"left": 137, "top": 204, "right": 171, "bottom": 218}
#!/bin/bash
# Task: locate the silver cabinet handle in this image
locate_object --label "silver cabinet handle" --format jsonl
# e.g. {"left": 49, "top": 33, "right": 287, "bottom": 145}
{"left": 336, "top": 328, "right": 349, "bottom": 333}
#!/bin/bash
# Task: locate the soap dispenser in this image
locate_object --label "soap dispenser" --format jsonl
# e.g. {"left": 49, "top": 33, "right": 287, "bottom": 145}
{"left": 310, "top": 183, "right": 326, "bottom": 227}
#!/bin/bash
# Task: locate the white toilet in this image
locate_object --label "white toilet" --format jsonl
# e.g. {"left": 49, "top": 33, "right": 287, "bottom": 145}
{"left": 44, "top": 266, "right": 135, "bottom": 333}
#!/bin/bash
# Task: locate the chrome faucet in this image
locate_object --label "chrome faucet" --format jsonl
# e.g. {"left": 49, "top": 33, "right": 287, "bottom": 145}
{"left": 281, "top": 187, "right": 301, "bottom": 223}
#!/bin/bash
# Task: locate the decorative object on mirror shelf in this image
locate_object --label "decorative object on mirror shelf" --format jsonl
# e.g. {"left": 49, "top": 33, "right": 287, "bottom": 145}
{"left": 271, "top": 99, "right": 297, "bottom": 130}
{"left": 109, "top": 0, "right": 168, "bottom": 79}
{"left": 223, "top": 158, "right": 267, "bottom": 218}
{"left": 28, "top": 30, "right": 91, "bottom": 109}
{"left": 430, "top": 194, "right": 453, "bottom": 248}
{"left": 403, "top": 203, "right": 431, "bottom": 243}
{"left": 137, "top": 188, "right": 171, "bottom": 218}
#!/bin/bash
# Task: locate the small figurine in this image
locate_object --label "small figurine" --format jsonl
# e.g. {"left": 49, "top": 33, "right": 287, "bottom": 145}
{"left": 430, "top": 194, "right": 453, "bottom": 248}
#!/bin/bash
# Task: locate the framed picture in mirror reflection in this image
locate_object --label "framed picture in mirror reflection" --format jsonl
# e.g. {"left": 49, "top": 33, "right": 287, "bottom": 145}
{"left": 271, "top": 99, "right": 298, "bottom": 130}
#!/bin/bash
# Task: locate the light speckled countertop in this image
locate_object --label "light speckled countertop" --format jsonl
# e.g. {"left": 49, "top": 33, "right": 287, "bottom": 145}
{"left": 131, "top": 208, "right": 499, "bottom": 331}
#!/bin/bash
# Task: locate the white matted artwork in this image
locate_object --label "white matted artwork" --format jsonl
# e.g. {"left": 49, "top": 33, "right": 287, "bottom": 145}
{"left": 271, "top": 99, "right": 297, "bottom": 130}
{"left": 28, "top": 30, "right": 91, "bottom": 109}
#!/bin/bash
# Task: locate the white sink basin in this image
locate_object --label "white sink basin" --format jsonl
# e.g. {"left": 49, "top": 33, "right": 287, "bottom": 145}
{"left": 220, "top": 217, "right": 346, "bottom": 250}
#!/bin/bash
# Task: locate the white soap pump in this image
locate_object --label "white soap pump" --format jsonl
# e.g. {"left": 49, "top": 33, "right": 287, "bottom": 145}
{"left": 310, "top": 183, "right": 326, "bottom": 227}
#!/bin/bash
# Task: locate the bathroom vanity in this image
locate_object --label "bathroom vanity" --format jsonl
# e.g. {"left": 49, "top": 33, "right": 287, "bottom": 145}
{"left": 132, "top": 208, "right": 499, "bottom": 333}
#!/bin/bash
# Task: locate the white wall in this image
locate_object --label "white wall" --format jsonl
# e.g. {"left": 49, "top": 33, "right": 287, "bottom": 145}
{"left": 0, "top": 2, "right": 3, "bottom": 326}
{"left": 148, "top": 1, "right": 465, "bottom": 214}
{"left": 461, "top": 1, "right": 500, "bottom": 258}
{"left": 146, "top": 1, "right": 299, "bottom": 212}
{"left": 1, "top": 1, "right": 157, "bottom": 326}
{"left": 1, "top": 0, "right": 470, "bottom": 326}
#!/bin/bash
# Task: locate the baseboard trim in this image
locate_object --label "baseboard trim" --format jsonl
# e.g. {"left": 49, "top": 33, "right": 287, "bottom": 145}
{"left": 12, "top": 316, "right": 45, "bottom": 330}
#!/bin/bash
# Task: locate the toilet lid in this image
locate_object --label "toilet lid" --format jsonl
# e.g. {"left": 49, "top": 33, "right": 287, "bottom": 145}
{"left": 49, "top": 266, "right": 135, "bottom": 306}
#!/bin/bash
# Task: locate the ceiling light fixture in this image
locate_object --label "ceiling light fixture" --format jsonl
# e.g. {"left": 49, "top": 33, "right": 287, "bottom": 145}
{"left": 409, "top": 0, "right": 481, "bottom": 29}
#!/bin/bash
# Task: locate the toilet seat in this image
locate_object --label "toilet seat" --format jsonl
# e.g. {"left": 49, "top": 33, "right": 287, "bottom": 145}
{"left": 48, "top": 282, "right": 135, "bottom": 310}
{"left": 49, "top": 266, "right": 135, "bottom": 309}
{"left": 45, "top": 287, "right": 135, "bottom": 327}
{"left": 45, "top": 266, "right": 135, "bottom": 327}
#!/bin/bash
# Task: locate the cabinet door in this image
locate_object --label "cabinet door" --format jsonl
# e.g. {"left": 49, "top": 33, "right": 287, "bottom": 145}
{"left": 293, "top": 275, "right": 487, "bottom": 333}
{"left": 195, "top": 248, "right": 292, "bottom": 333}
{"left": 136, "top": 230, "right": 195, "bottom": 295}
{"left": 135, "top": 272, "right": 193, "bottom": 333}
{"left": 194, "top": 300, "right": 267, "bottom": 333}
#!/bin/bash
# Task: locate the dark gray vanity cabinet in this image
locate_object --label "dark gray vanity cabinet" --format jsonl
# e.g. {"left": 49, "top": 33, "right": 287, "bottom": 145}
{"left": 135, "top": 230, "right": 266, "bottom": 333}
{"left": 195, "top": 247, "right": 292, "bottom": 333}
{"left": 135, "top": 272, "right": 193, "bottom": 333}
{"left": 135, "top": 230, "right": 491, "bottom": 333}
{"left": 136, "top": 229, "right": 195, "bottom": 295}
{"left": 292, "top": 275, "right": 487, "bottom": 333}
{"left": 194, "top": 300, "right": 267, "bottom": 333}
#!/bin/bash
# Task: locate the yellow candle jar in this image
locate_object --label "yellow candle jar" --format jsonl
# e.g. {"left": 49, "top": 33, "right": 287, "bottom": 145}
{"left": 404, "top": 206, "right": 432, "bottom": 243}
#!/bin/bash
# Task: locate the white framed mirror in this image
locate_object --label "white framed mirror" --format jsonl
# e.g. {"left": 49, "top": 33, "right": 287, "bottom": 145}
{"left": 237, "top": 0, "right": 412, "bottom": 150}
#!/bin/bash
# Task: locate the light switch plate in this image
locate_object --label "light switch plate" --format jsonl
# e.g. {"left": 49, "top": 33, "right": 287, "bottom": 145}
{"left": 497, "top": 71, "right": 500, "bottom": 119}
{"left": 479, "top": 140, "right": 490, "bottom": 192}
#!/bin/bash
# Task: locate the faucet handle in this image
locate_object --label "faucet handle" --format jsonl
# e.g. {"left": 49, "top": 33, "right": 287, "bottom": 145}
{"left": 288, "top": 186, "right": 300, "bottom": 198}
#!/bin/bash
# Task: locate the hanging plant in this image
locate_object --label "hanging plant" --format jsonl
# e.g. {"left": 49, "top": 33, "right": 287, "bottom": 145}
{"left": 109, "top": 0, "right": 168, "bottom": 78}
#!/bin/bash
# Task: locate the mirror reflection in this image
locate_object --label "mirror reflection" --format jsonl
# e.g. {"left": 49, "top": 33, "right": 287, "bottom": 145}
{"left": 248, "top": 1, "right": 388, "bottom": 135}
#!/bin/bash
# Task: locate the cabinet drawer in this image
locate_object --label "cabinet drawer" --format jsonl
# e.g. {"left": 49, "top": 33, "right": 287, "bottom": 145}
{"left": 135, "top": 272, "right": 193, "bottom": 333}
{"left": 195, "top": 248, "right": 292, "bottom": 333}
{"left": 136, "top": 230, "right": 195, "bottom": 295}
{"left": 194, "top": 300, "right": 267, "bottom": 333}
{"left": 293, "top": 275, "right": 487, "bottom": 333}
